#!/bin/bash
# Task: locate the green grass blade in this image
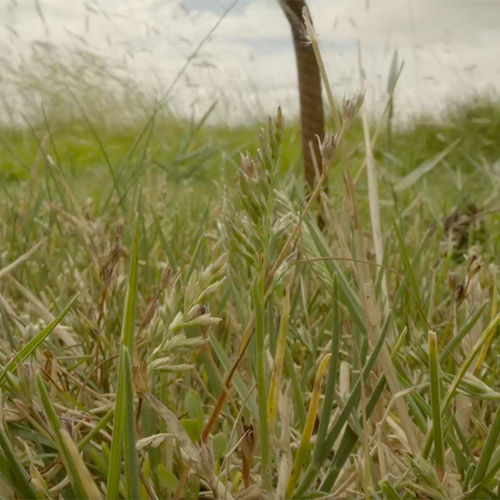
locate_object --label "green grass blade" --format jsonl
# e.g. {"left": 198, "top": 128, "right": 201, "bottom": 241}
{"left": 379, "top": 479, "right": 404, "bottom": 500}
{"left": 208, "top": 332, "right": 259, "bottom": 420}
{"left": 304, "top": 218, "right": 366, "bottom": 331}
{"left": 322, "top": 312, "right": 392, "bottom": 460}
{"left": 394, "top": 139, "right": 460, "bottom": 192}
{"left": 467, "top": 403, "right": 500, "bottom": 498}
{"left": 184, "top": 208, "right": 210, "bottom": 283}
{"left": 59, "top": 429, "right": 104, "bottom": 500}
{"left": 0, "top": 423, "right": 38, "bottom": 499}
{"left": 424, "top": 312, "right": 500, "bottom": 458}
{"left": 483, "top": 446, "right": 500, "bottom": 485}
{"left": 295, "top": 313, "right": 391, "bottom": 496}
{"left": 439, "top": 302, "right": 487, "bottom": 363}
{"left": 121, "top": 219, "right": 140, "bottom": 351}
{"left": 312, "top": 275, "right": 341, "bottom": 460}
{"left": 392, "top": 217, "right": 423, "bottom": 312}
{"left": 78, "top": 408, "right": 115, "bottom": 452}
{"left": 267, "top": 289, "right": 291, "bottom": 437}
{"left": 37, "top": 373, "right": 102, "bottom": 499}
{"left": 121, "top": 346, "right": 141, "bottom": 500}
{"left": 0, "top": 294, "right": 78, "bottom": 387}
{"left": 152, "top": 210, "right": 179, "bottom": 276}
{"left": 428, "top": 331, "right": 445, "bottom": 480}
{"left": 107, "top": 217, "right": 140, "bottom": 499}
{"left": 252, "top": 275, "right": 270, "bottom": 488}
{"left": 286, "top": 353, "right": 331, "bottom": 498}
{"left": 320, "top": 374, "right": 387, "bottom": 492}
{"left": 295, "top": 274, "right": 342, "bottom": 497}
{"left": 70, "top": 92, "right": 124, "bottom": 212}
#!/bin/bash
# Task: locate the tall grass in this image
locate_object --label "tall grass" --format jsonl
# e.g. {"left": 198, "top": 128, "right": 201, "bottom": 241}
{"left": 1, "top": 6, "right": 500, "bottom": 500}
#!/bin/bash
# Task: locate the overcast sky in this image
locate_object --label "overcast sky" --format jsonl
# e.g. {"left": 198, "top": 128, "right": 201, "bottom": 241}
{"left": 2, "top": 0, "right": 500, "bottom": 124}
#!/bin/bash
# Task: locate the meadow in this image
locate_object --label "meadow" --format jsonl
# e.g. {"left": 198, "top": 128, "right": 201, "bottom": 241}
{"left": 2, "top": 22, "right": 500, "bottom": 500}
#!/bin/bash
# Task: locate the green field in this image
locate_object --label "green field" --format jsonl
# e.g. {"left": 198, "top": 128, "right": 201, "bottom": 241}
{"left": 2, "top": 60, "right": 500, "bottom": 499}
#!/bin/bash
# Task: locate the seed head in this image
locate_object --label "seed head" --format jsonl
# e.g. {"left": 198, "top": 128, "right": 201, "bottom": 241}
{"left": 455, "top": 283, "right": 466, "bottom": 303}
{"left": 240, "top": 152, "right": 255, "bottom": 179}
{"left": 133, "top": 361, "right": 149, "bottom": 396}
{"left": 467, "top": 252, "right": 482, "bottom": 280}
{"left": 320, "top": 130, "right": 336, "bottom": 165}
{"left": 342, "top": 90, "right": 365, "bottom": 123}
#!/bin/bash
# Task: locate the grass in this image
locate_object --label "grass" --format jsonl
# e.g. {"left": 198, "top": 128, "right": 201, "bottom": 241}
{"left": 2, "top": 20, "right": 500, "bottom": 500}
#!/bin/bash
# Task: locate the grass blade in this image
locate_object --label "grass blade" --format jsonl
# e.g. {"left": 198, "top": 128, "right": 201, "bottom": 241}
{"left": 321, "top": 374, "right": 387, "bottom": 491}
{"left": 121, "top": 346, "right": 141, "bottom": 500}
{"left": 252, "top": 275, "right": 270, "bottom": 488}
{"left": 428, "top": 331, "right": 445, "bottom": 481}
{"left": 0, "top": 294, "right": 77, "bottom": 387}
{"left": 467, "top": 403, "right": 500, "bottom": 498}
{"left": 37, "top": 373, "right": 102, "bottom": 499}
{"left": 424, "top": 312, "right": 500, "bottom": 458}
{"left": 0, "top": 422, "right": 38, "bottom": 499}
{"left": 0, "top": 241, "right": 43, "bottom": 281}
{"left": 107, "top": 217, "right": 140, "bottom": 499}
{"left": 286, "top": 353, "right": 331, "bottom": 498}
{"left": 379, "top": 479, "right": 404, "bottom": 500}
{"left": 295, "top": 313, "right": 391, "bottom": 496}
{"left": 394, "top": 139, "right": 460, "bottom": 192}
{"left": 267, "top": 288, "right": 291, "bottom": 437}
{"left": 313, "top": 275, "right": 341, "bottom": 457}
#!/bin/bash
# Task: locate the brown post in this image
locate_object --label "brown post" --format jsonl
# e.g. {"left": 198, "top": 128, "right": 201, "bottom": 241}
{"left": 280, "top": 0, "right": 325, "bottom": 191}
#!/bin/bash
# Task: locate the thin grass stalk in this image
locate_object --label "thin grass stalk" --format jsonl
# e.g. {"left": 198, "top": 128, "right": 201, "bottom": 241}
{"left": 428, "top": 331, "right": 445, "bottom": 481}
{"left": 439, "top": 303, "right": 487, "bottom": 363}
{"left": 467, "top": 402, "right": 500, "bottom": 498}
{"left": 208, "top": 332, "right": 259, "bottom": 419}
{"left": 303, "top": 222, "right": 365, "bottom": 330}
{"left": 70, "top": 92, "right": 124, "bottom": 212}
{"left": 285, "top": 344, "right": 307, "bottom": 428}
{"left": 475, "top": 276, "right": 498, "bottom": 374}
{"left": 252, "top": 276, "right": 270, "bottom": 489}
{"left": 0, "top": 241, "right": 43, "bottom": 281}
{"left": 379, "top": 479, "right": 404, "bottom": 500}
{"left": 78, "top": 408, "right": 115, "bottom": 451}
{"left": 392, "top": 218, "right": 424, "bottom": 314}
{"left": 357, "top": 42, "right": 389, "bottom": 315}
{"left": 311, "top": 274, "right": 340, "bottom": 458}
{"left": 107, "top": 218, "right": 140, "bottom": 500}
{"left": 121, "top": 346, "right": 141, "bottom": 500}
{"left": 386, "top": 50, "right": 404, "bottom": 156}
{"left": 275, "top": 382, "right": 294, "bottom": 499}
{"left": 357, "top": 45, "right": 394, "bottom": 488}
{"left": 286, "top": 353, "right": 331, "bottom": 498}
{"left": 353, "top": 61, "right": 404, "bottom": 186}
{"left": 267, "top": 288, "right": 291, "bottom": 437}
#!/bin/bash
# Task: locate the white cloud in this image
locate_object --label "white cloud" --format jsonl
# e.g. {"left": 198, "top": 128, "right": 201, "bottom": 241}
{"left": 1, "top": 0, "right": 500, "bottom": 125}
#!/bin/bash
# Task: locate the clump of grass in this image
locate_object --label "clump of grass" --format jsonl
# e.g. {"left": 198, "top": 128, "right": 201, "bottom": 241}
{"left": 2, "top": 8, "right": 500, "bottom": 500}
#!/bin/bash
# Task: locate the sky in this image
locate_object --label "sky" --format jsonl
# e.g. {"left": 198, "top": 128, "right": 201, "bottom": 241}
{"left": 1, "top": 0, "right": 500, "bottom": 125}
